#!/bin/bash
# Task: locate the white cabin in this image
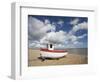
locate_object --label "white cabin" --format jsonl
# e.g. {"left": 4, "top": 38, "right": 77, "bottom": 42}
{"left": 47, "top": 43, "right": 54, "bottom": 50}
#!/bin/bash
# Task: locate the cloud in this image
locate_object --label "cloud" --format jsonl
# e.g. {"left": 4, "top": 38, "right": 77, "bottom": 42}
{"left": 69, "top": 33, "right": 87, "bottom": 43}
{"left": 69, "top": 21, "right": 88, "bottom": 35}
{"left": 70, "top": 18, "right": 79, "bottom": 25}
{"left": 78, "top": 22, "right": 87, "bottom": 29}
{"left": 44, "top": 19, "right": 50, "bottom": 25}
{"left": 28, "top": 16, "right": 57, "bottom": 48}
{"left": 77, "top": 34, "right": 87, "bottom": 39}
{"left": 57, "top": 20, "right": 64, "bottom": 27}
{"left": 40, "top": 30, "right": 67, "bottom": 44}
{"left": 29, "top": 42, "right": 46, "bottom": 48}
{"left": 68, "top": 34, "right": 77, "bottom": 42}
{"left": 28, "top": 16, "right": 56, "bottom": 41}
{"left": 54, "top": 44, "right": 66, "bottom": 49}
{"left": 28, "top": 16, "right": 46, "bottom": 41}
{"left": 63, "top": 33, "right": 87, "bottom": 48}
{"left": 40, "top": 30, "right": 87, "bottom": 49}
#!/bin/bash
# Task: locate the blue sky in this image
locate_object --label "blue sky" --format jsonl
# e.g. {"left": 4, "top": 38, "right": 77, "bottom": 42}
{"left": 28, "top": 15, "right": 88, "bottom": 48}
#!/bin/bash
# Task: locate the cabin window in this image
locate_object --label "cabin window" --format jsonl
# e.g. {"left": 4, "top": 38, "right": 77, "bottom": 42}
{"left": 50, "top": 44, "right": 52, "bottom": 48}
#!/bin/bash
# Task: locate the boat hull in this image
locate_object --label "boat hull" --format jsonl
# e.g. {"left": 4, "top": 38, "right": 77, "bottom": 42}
{"left": 40, "top": 51, "right": 68, "bottom": 58}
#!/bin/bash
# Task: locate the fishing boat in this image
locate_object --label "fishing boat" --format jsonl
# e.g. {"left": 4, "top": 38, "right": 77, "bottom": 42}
{"left": 40, "top": 43, "right": 68, "bottom": 59}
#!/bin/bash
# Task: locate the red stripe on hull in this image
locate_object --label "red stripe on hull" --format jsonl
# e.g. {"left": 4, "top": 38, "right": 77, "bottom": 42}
{"left": 40, "top": 48, "right": 67, "bottom": 53}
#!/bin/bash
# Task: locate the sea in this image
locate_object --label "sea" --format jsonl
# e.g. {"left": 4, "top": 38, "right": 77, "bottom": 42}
{"left": 54, "top": 48, "right": 88, "bottom": 55}
{"left": 66, "top": 48, "right": 88, "bottom": 55}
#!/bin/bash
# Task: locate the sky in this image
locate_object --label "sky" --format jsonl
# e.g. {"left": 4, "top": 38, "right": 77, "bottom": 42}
{"left": 28, "top": 15, "right": 88, "bottom": 49}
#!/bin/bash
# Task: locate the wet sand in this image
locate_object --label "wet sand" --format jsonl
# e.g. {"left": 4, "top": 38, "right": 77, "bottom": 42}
{"left": 28, "top": 48, "right": 88, "bottom": 66}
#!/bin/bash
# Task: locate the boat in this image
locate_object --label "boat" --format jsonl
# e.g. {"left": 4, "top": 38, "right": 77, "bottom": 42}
{"left": 40, "top": 43, "right": 68, "bottom": 59}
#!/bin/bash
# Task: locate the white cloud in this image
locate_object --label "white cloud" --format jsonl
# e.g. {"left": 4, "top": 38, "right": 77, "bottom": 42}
{"left": 54, "top": 44, "right": 66, "bottom": 49}
{"left": 78, "top": 22, "right": 87, "bottom": 29}
{"left": 63, "top": 33, "right": 87, "bottom": 48}
{"left": 40, "top": 30, "right": 67, "bottom": 44}
{"left": 29, "top": 32, "right": 87, "bottom": 48}
{"left": 28, "top": 17, "right": 46, "bottom": 41}
{"left": 77, "top": 34, "right": 87, "bottom": 39}
{"left": 28, "top": 16, "right": 57, "bottom": 48}
{"left": 40, "top": 30, "right": 87, "bottom": 48}
{"left": 69, "top": 21, "right": 88, "bottom": 35}
{"left": 73, "top": 41, "right": 79, "bottom": 44}
{"left": 44, "top": 19, "right": 50, "bottom": 25}
{"left": 57, "top": 20, "right": 64, "bottom": 27}
{"left": 70, "top": 18, "right": 79, "bottom": 25}
{"left": 28, "top": 16, "right": 56, "bottom": 41}
{"left": 70, "top": 33, "right": 87, "bottom": 42}
{"left": 29, "top": 42, "right": 46, "bottom": 48}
